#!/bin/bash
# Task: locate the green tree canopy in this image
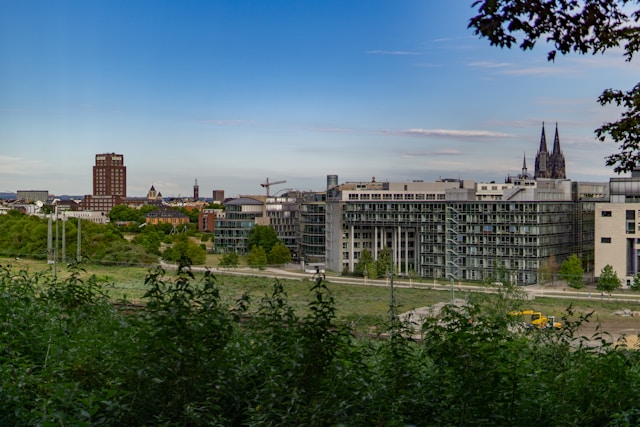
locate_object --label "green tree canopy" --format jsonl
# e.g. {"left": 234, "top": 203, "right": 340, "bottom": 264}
{"left": 376, "top": 247, "right": 393, "bottom": 277}
{"left": 354, "top": 248, "right": 376, "bottom": 278}
{"left": 469, "top": 1, "right": 640, "bottom": 173}
{"left": 218, "top": 251, "right": 239, "bottom": 269}
{"left": 162, "top": 234, "right": 206, "bottom": 265}
{"left": 247, "top": 245, "right": 268, "bottom": 269}
{"left": 247, "top": 225, "right": 280, "bottom": 255}
{"left": 558, "top": 254, "right": 585, "bottom": 289}
{"left": 268, "top": 242, "right": 291, "bottom": 266}
{"left": 597, "top": 264, "right": 622, "bottom": 294}
{"left": 109, "top": 204, "right": 158, "bottom": 223}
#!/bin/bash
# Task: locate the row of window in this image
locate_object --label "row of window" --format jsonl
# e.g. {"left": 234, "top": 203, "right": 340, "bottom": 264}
{"left": 347, "top": 193, "right": 447, "bottom": 201}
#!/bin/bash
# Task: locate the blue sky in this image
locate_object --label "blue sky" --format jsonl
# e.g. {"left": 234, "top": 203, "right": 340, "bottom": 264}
{"left": 1, "top": 1, "right": 638, "bottom": 198}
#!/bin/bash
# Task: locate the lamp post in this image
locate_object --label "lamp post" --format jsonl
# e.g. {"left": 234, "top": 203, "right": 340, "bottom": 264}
{"left": 53, "top": 206, "right": 58, "bottom": 278}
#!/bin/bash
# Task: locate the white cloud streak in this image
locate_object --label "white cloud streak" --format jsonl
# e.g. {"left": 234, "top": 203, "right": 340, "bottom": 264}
{"left": 366, "top": 50, "right": 419, "bottom": 55}
{"left": 386, "top": 128, "right": 514, "bottom": 138}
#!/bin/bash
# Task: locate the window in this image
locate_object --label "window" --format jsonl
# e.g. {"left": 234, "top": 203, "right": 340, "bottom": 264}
{"left": 601, "top": 210, "right": 612, "bottom": 217}
{"left": 601, "top": 237, "right": 612, "bottom": 243}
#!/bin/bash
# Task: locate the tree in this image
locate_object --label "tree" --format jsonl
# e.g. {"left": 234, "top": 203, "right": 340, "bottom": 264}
{"left": 247, "top": 245, "right": 267, "bottom": 269}
{"left": 247, "top": 225, "right": 280, "bottom": 255}
{"left": 538, "top": 254, "right": 559, "bottom": 285}
{"left": 268, "top": 242, "right": 291, "bottom": 266}
{"left": 218, "top": 251, "right": 239, "bottom": 269}
{"left": 354, "top": 248, "right": 374, "bottom": 277}
{"left": 558, "top": 254, "right": 584, "bottom": 289}
{"left": 162, "top": 235, "right": 206, "bottom": 265}
{"left": 469, "top": 1, "right": 640, "bottom": 173}
{"left": 632, "top": 273, "right": 640, "bottom": 291}
{"left": 376, "top": 247, "right": 393, "bottom": 277}
{"left": 597, "top": 264, "right": 622, "bottom": 294}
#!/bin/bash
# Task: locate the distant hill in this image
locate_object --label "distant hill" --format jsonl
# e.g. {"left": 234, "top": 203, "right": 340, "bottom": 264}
{"left": 0, "top": 193, "right": 84, "bottom": 201}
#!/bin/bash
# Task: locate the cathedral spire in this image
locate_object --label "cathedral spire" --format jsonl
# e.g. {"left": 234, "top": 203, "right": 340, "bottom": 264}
{"left": 534, "top": 122, "right": 551, "bottom": 179}
{"left": 538, "top": 122, "right": 548, "bottom": 154}
{"left": 550, "top": 122, "right": 566, "bottom": 179}
{"left": 552, "top": 122, "right": 562, "bottom": 156}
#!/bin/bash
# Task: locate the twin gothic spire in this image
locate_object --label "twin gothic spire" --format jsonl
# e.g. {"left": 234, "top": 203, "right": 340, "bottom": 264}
{"left": 534, "top": 122, "right": 566, "bottom": 179}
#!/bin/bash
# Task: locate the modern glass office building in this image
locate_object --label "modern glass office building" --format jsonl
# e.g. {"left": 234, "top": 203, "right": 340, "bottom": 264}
{"left": 326, "top": 178, "right": 596, "bottom": 285}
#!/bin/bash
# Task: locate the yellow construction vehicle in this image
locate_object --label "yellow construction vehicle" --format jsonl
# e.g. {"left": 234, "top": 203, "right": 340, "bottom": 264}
{"left": 509, "top": 309, "right": 562, "bottom": 329}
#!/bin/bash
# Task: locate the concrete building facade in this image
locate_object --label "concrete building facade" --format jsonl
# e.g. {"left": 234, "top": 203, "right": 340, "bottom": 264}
{"left": 594, "top": 173, "right": 640, "bottom": 287}
{"left": 17, "top": 190, "right": 49, "bottom": 204}
{"left": 326, "top": 178, "right": 595, "bottom": 284}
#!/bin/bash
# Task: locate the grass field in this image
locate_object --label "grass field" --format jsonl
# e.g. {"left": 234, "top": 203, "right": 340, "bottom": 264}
{"left": 5, "top": 257, "right": 640, "bottom": 334}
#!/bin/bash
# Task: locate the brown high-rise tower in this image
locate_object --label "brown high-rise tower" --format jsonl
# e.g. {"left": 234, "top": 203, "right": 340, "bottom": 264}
{"left": 93, "top": 153, "right": 127, "bottom": 197}
{"left": 534, "top": 123, "right": 566, "bottom": 179}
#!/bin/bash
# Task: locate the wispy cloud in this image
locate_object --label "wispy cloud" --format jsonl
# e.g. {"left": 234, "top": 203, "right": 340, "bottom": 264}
{"left": 433, "top": 36, "right": 476, "bottom": 43}
{"left": 497, "top": 66, "right": 574, "bottom": 76}
{"left": 468, "top": 59, "right": 575, "bottom": 77}
{"left": 199, "top": 119, "right": 256, "bottom": 126}
{"left": 0, "top": 156, "right": 46, "bottom": 175}
{"left": 366, "top": 50, "right": 419, "bottom": 55}
{"left": 385, "top": 128, "right": 514, "bottom": 138}
{"left": 308, "top": 127, "right": 354, "bottom": 133}
{"left": 403, "top": 149, "right": 465, "bottom": 157}
{"left": 468, "top": 61, "right": 514, "bottom": 68}
{"left": 414, "top": 62, "right": 442, "bottom": 68}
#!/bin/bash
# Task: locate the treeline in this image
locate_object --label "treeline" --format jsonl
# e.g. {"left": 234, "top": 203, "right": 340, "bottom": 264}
{"left": 0, "top": 210, "right": 157, "bottom": 265}
{"left": 0, "top": 210, "right": 207, "bottom": 266}
{"left": 1, "top": 263, "right": 640, "bottom": 426}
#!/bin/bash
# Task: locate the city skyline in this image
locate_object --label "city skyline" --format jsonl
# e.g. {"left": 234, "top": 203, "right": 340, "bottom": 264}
{"left": 2, "top": 1, "right": 639, "bottom": 197}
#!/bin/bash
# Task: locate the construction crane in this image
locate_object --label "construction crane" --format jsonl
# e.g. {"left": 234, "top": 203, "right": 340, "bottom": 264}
{"left": 260, "top": 178, "right": 286, "bottom": 197}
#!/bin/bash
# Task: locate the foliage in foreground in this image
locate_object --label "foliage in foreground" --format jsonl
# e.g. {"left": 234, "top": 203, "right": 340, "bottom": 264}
{"left": 469, "top": 0, "right": 640, "bottom": 174}
{"left": 2, "top": 263, "right": 640, "bottom": 426}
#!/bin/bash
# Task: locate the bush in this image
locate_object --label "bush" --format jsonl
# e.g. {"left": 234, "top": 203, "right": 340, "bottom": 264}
{"left": 2, "top": 264, "right": 640, "bottom": 425}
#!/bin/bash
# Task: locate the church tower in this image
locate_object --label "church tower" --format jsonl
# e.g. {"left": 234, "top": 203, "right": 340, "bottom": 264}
{"left": 521, "top": 153, "right": 528, "bottom": 177}
{"left": 549, "top": 123, "right": 566, "bottom": 179}
{"left": 193, "top": 179, "right": 199, "bottom": 201}
{"left": 534, "top": 123, "right": 551, "bottom": 179}
{"left": 147, "top": 185, "right": 158, "bottom": 201}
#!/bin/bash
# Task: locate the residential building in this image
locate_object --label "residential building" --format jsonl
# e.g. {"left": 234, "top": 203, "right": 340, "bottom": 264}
{"left": 265, "top": 195, "right": 299, "bottom": 259}
{"left": 298, "top": 191, "right": 327, "bottom": 264}
{"left": 212, "top": 190, "right": 225, "bottom": 204}
{"left": 325, "top": 177, "right": 595, "bottom": 284}
{"left": 17, "top": 190, "right": 48, "bottom": 204}
{"left": 594, "top": 171, "right": 640, "bottom": 287}
{"left": 144, "top": 208, "right": 189, "bottom": 226}
{"left": 214, "top": 197, "right": 266, "bottom": 253}
{"left": 198, "top": 208, "right": 223, "bottom": 233}
{"left": 61, "top": 210, "right": 110, "bottom": 224}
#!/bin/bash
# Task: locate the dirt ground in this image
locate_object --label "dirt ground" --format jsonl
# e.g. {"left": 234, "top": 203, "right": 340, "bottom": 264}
{"left": 577, "top": 315, "right": 640, "bottom": 344}
{"left": 525, "top": 282, "right": 640, "bottom": 345}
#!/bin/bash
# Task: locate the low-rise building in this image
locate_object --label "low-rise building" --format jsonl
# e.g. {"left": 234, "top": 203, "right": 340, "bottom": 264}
{"left": 144, "top": 208, "right": 189, "bottom": 226}
{"left": 594, "top": 172, "right": 640, "bottom": 287}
